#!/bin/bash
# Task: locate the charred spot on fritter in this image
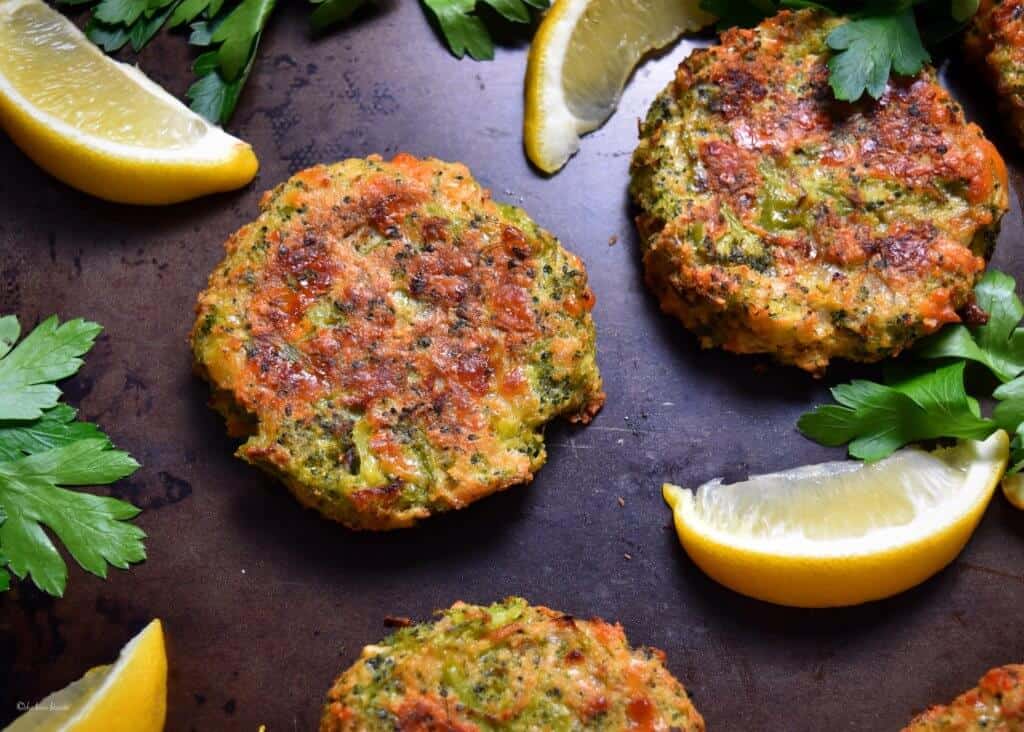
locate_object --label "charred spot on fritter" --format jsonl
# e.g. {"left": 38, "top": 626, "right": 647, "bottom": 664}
{"left": 319, "top": 598, "right": 705, "bottom": 732}
{"left": 630, "top": 9, "right": 1009, "bottom": 375}
{"left": 191, "top": 155, "right": 604, "bottom": 530}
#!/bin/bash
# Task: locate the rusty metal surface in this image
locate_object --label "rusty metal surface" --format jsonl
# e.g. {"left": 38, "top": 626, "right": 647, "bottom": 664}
{"left": 3, "top": 4, "right": 1024, "bottom": 730}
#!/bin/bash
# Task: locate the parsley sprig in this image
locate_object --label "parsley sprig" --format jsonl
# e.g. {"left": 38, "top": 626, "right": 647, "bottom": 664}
{"left": 422, "top": 0, "right": 549, "bottom": 60}
{"left": 915, "top": 271, "right": 1024, "bottom": 382}
{"left": 76, "top": 0, "right": 285, "bottom": 125}
{"left": 65, "top": 0, "right": 547, "bottom": 125}
{"left": 0, "top": 315, "right": 145, "bottom": 597}
{"left": 799, "top": 271, "right": 1024, "bottom": 470}
{"left": 703, "top": 0, "right": 979, "bottom": 101}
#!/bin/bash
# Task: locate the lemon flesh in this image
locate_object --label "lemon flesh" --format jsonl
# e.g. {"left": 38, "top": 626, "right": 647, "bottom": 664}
{"left": 524, "top": 0, "right": 712, "bottom": 173}
{"left": 0, "top": 0, "right": 257, "bottom": 204}
{"left": 663, "top": 432, "right": 1009, "bottom": 608}
{"left": 5, "top": 618, "right": 167, "bottom": 732}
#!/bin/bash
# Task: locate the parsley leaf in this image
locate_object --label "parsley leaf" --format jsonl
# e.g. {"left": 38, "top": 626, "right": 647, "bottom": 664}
{"left": 0, "top": 440, "right": 143, "bottom": 596}
{"left": 994, "top": 377, "right": 1024, "bottom": 427}
{"left": 423, "top": 0, "right": 492, "bottom": 60}
{"left": 86, "top": 18, "right": 132, "bottom": 51}
{"left": 167, "top": 0, "right": 222, "bottom": 28}
{"left": 915, "top": 270, "right": 1024, "bottom": 383}
{"left": 422, "top": 0, "right": 549, "bottom": 60}
{"left": 0, "top": 316, "right": 144, "bottom": 597}
{"left": 65, "top": 0, "right": 540, "bottom": 125}
{"left": 91, "top": 0, "right": 151, "bottom": 27}
{"left": 992, "top": 376, "right": 1024, "bottom": 472}
{"left": 799, "top": 270, "right": 1024, "bottom": 469}
{"left": 209, "top": 0, "right": 275, "bottom": 81}
{"left": 700, "top": 0, "right": 971, "bottom": 102}
{"left": 0, "top": 315, "right": 102, "bottom": 421}
{"left": 1011, "top": 437, "right": 1024, "bottom": 474}
{"left": 182, "top": 0, "right": 275, "bottom": 123}
{"left": 797, "top": 362, "right": 993, "bottom": 461}
{"left": 65, "top": 0, "right": 278, "bottom": 124}
{"left": 128, "top": 0, "right": 182, "bottom": 51}
{"left": 87, "top": 0, "right": 182, "bottom": 53}
{"left": 827, "top": 10, "right": 929, "bottom": 100}
{"left": 309, "top": 0, "right": 370, "bottom": 34}
{"left": 187, "top": 49, "right": 253, "bottom": 125}
{"left": 0, "top": 405, "right": 106, "bottom": 463}
{"left": 0, "top": 316, "right": 19, "bottom": 357}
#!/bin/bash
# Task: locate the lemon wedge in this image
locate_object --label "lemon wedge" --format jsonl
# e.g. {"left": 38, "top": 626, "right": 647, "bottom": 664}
{"left": 524, "top": 0, "right": 712, "bottom": 173}
{"left": 5, "top": 619, "right": 167, "bottom": 732}
{"left": 1003, "top": 472, "right": 1024, "bottom": 509}
{"left": 663, "top": 432, "right": 1009, "bottom": 608}
{"left": 0, "top": 0, "right": 257, "bottom": 205}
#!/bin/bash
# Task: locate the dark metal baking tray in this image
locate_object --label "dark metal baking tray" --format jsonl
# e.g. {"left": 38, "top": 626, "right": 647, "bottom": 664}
{"left": 2, "top": 3, "right": 1024, "bottom": 729}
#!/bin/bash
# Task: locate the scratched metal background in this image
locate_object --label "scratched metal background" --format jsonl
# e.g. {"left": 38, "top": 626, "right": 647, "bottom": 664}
{"left": 2, "top": 3, "right": 1024, "bottom": 729}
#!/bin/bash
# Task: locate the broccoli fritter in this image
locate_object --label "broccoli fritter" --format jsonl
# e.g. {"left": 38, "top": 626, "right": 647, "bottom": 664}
{"left": 320, "top": 598, "right": 705, "bottom": 731}
{"left": 903, "top": 664, "right": 1024, "bottom": 730}
{"left": 967, "top": 0, "right": 1024, "bottom": 147}
{"left": 630, "top": 10, "right": 1009, "bottom": 374}
{"left": 191, "top": 155, "right": 604, "bottom": 530}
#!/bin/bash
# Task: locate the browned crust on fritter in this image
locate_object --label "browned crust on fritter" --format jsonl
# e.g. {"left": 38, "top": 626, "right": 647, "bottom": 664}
{"left": 903, "top": 664, "right": 1024, "bottom": 730}
{"left": 631, "top": 10, "right": 1009, "bottom": 374}
{"left": 320, "top": 599, "right": 704, "bottom": 731}
{"left": 967, "top": 0, "right": 1024, "bottom": 147}
{"left": 191, "top": 154, "right": 604, "bottom": 529}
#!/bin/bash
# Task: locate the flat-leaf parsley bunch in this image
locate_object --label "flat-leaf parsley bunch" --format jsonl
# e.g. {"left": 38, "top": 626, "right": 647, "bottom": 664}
{"left": 64, "top": 0, "right": 549, "bottom": 125}
{"left": 800, "top": 271, "right": 1024, "bottom": 473}
{"left": 0, "top": 315, "right": 145, "bottom": 596}
{"left": 703, "top": 0, "right": 980, "bottom": 101}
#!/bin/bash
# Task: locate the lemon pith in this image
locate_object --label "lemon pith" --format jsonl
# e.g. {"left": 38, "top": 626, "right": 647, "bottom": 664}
{"left": 0, "top": 0, "right": 257, "bottom": 205}
{"left": 663, "top": 433, "right": 1009, "bottom": 608}
{"left": 524, "top": 0, "right": 712, "bottom": 173}
{"left": 6, "top": 618, "right": 167, "bottom": 732}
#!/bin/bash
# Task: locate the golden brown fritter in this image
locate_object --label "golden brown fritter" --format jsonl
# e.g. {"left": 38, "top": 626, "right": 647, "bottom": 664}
{"left": 903, "top": 664, "right": 1024, "bottom": 730}
{"left": 966, "top": 0, "right": 1024, "bottom": 146}
{"left": 630, "top": 10, "right": 1009, "bottom": 375}
{"left": 191, "top": 154, "right": 604, "bottom": 530}
{"left": 320, "top": 598, "right": 705, "bottom": 731}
